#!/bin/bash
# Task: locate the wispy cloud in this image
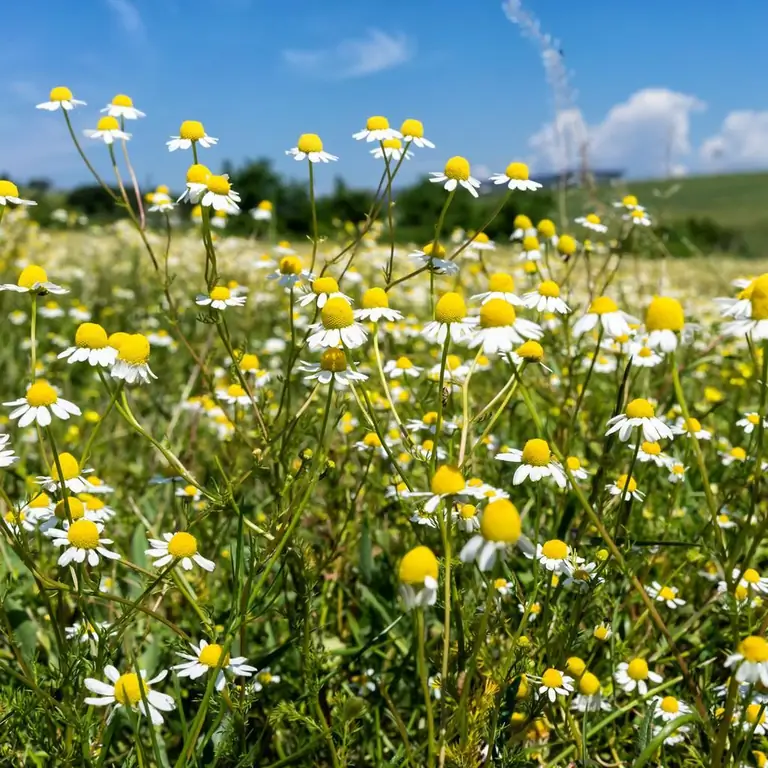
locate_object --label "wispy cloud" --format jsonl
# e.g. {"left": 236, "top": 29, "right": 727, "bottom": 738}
{"left": 105, "top": 0, "right": 145, "bottom": 40}
{"left": 283, "top": 29, "right": 413, "bottom": 79}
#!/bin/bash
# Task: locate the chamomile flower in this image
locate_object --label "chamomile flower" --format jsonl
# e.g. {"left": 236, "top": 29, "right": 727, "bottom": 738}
{"left": 177, "top": 164, "right": 211, "bottom": 204}
{"left": 307, "top": 297, "right": 368, "bottom": 350}
{"left": 422, "top": 292, "right": 475, "bottom": 344}
{"left": 564, "top": 456, "right": 589, "bottom": 481}
{"left": 522, "top": 281, "right": 570, "bottom": 314}
{"left": 519, "top": 235, "right": 542, "bottom": 261}
{"left": 196, "top": 286, "right": 247, "bottom": 311}
{"left": 635, "top": 441, "right": 668, "bottom": 467}
{"left": 652, "top": 695, "right": 691, "bottom": 723}
{"left": 726, "top": 636, "right": 768, "bottom": 685}
{"left": 58, "top": 322, "right": 117, "bottom": 367}
{"left": 148, "top": 194, "right": 174, "bottom": 213}
{"left": 510, "top": 214, "right": 536, "bottom": 241}
{"left": 593, "top": 622, "right": 613, "bottom": 641}
{"left": 400, "top": 118, "right": 434, "bottom": 148}
{"left": 410, "top": 241, "right": 459, "bottom": 275}
{"left": 38, "top": 453, "right": 92, "bottom": 494}
{"left": 48, "top": 520, "right": 120, "bottom": 567}
{"left": 268, "top": 255, "right": 312, "bottom": 288}
{"left": 737, "top": 412, "right": 768, "bottom": 435}
{"left": 742, "top": 704, "right": 768, "bottom": 735}
{"left": 467, "top": 299, "right": 543, "bottom": 355}
{"left": 614, "top": 659, "right": 662, "bottom": 695}
{"left": 734, "top": 568, "right": 768, "bottom": 594}
{"left": 613, "top": 194, "right": 642, "bottom": 211}
{"left": 537, "top": 668, "right": 574, "bottom": 703}
{"left": 167, "top": 120, "right": 218, "bottom": 151}
{"left": 459, "top": 499, "right": 521, "bottom": 571}
{"left": 217, "top": 384, "right": 252, "bottom": 407}
{"left": 65, "top": 620, "right": 112, "bottom": 643}
{"left": 629, "top": 342, "right": 664, "bottom": 367}
{"left": 467, "top": 231, "right": 496, "bottom": 254}
{"left": 3, "top": 508, "right": 36, "bottom": 534}
{"left": 0, "top": 434, "right": 18, "bottom": 468}
{"left": 251, "top": 200, "right": 273, "bottom": 220}
{"left": 398, "top": 546, "right": 439, "bottom": 609}
{"left": 531, "top": 539, "right": 573, "bottom": 575}
{"left": 298, "top": 348, "right": 368, "bottom": 388}
{"left": 605, "top": 398, "right": 674, "bottom": 442}
{"left": 200, "top": 174, "right": 240, "bottom": 213}
{"left": 175, "top": 485, "right": 202, "bottom": 502}
{"left": 251, "top": 668, "right": 281, "bottom": 692}
{"left": 371, "top": 138, "right": 412, "bottom": 161}
{"left": 146, "top": 531, "right": 215, "bottom": 572}
{"left": 36, "top": 86, "right": 86, "bottom": 111}
{"left": 298, "top": 276, "right": 350, "bottom": 309}
{"left": 39, "top": 300, "right": 64, "bottom": 318}
{"left": 456, "top": 503, "right": 480, "bottom": 532}
{"left": 489, "top": 161, "right": 542, "bottom": 192}
{"left": 645, "top": 297, "right": 685, "bottom": 352}
{"left": 721, "top": 446, "right": 747, "bottom": 466}
{"left": 383, "top": 356, "right": 422, "bottom": 379}
{"left": 4, "top": 380, "right": 81, "bottom": 427}
{"left": 572, "top": 673, "right": 611, "bottom": 712}
{"left": 0, "top": 264, "right": 67, "bottom": 295}
{"left": 173, "top": 640, "right": 256, "bottom": 691}
{"left": 496, "top": 439, "right": 566, "bottom": 488}
{"left": 572, "top": 296, "right": 636, "bottom": 338}
{"left": 354, "top": 287, "right": 403, "bottom": 322}
{"left": 286, "top": 133, "right": 338, "bottom": 163}
{"left": 667, "top": 462, "right": 687, "bottom": 483}
{"left": 471, "top": 272, "right": 523, "bottom": 306}
{"left": 353, "top": 116, "right": 401, "bottom": 143}
{"left": 101, "top": 94, "right": 145, "bottom": 120}
{"left": 624, "top": 209, "right": 651, "bottom": 226}
{"left": 607, "top": 473, "right": 645, "bottom": 501}
{"left": 646, "top": 582, "right": 686, "bottom": 609}
{"left": 111, "top": 333, "right": 157, "bottom": 385}
{"left": 429, "top": 156, "right": 481, "bottom": 197}
{"left": 84, "top": 667, "right": 175, "bottom": 725}
{"left": 575, "top": 213, "right": 608, "bottom": 233}
{"left": 0, "top": 180, "right": 36, "bottom": 207}
{"left": 83, "top": 116, "right": 130, "bottom": 144}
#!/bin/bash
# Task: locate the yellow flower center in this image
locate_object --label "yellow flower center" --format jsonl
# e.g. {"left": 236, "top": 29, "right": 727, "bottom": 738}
{"left": 26, "top": 380, "right": 58, "bottom": 407}
{"left": 422, "top": 241, "right": 446, "bottom": 258}
{"left": 362, "top": 287, "right": 389, "bottom": 309}
{"left": 514, "top": 214, "right": 532, "bottom": 229}
{"left": 321, "top": 297, "right": 354, "bottom": 329}
{"left": 227, "top": 384, "right": 245, "bottom": 399}
{"left": 96, "top": 116, "right": 119, "bottom": 132}
{"left": 479, "top": 298, "right": 515, "bottom": 328}
{"left": 363, "top": 433, "right": 382, "bottom": 448}
{"left": 744, "top": 568, "right": 761, "bottom": 584}
{"left": 579, "top": 672, "right": 601, "bottom": 696}
{"left": 589, "top": 296, "right": 618, "bottom": 315}
{"left": 444, "top": 156, "right": 470, "bottom": 181}
{"left": 645, "top": 297, "right": 684, "bottom": 331}
{"left": 446, "top": 355, "right": 462, "bottom": 370}
{"left": 566, "top": 456, "right": 581, "bottom": 471}
{"left": 586, "top": 214, "right": 601, "bottom": 225}
{"left": 5, "top": 510, "right": 25, "bottom": 525}
{"left": 422, "top": 439, "right": 435, "bottom": 452}
{"left": 747, "top": 704, "right": 766, "bottom": 725}
{"left": 400, "top": 118, "right": 424, "bottom": 137}
{"left": 488, "top": 273, "right": 514, "bottom": 293}
{"left": 748, "top": 413, "right": 761, "bottom": 425}
{"left": 111, "top": 94, "right": 133, "bottom": 107}
{"left": 28, "top": 492, "right": 51, "bottom": 510}
{"left": 658, "top": 586, "right": 676, "bottom": 601}
{"left": 389, "top": 357, "right": 411, "bottom": 371}
{"left": 17, "top": 265, "right": 48, "bottom": 289}
{"left": 312, "top": 277, "right": 339, "bottom": 295}
{"left": 430, "top": 465, "right": 465, "bottom": 495}
{"left": 537, "top": 280, "right": 560, "bottom": 298}
{"left": 83, "top": 495, "right": 105, "bottom": 512}
{"left": 298, "top": 133, "right": 324, "bottom": 153}
{"left": 118, "top": 334, "right": 150, "bottom": 365}
{"left": 366, "top": 116, "right": 389, "bottom": 131}
{"left": 108, "top": 332, "right": 128, "bottom": 350}
{"left": 493, "top": 577, "right": 507, "bottom": 589}
{"left": 50, "top": 86, "right": 74, "bottom": 101}
{"left": 382, "top": 138, "right": 402, "bottom": 149}
{"left": 504, "top": 161, "right": 529, "bottom": 180}
{"left": 521, "top": 438, "right": 551, "bottom": 466}
{"left": 179, "top": 120, "right": 206, "bottom": 141}
{"left": 279, "top": 255, "right": 302, "bottom": 275}
{"left": 399, "top": 545, "right": 438, "bottom": 584}
{"left": 258, "top": 200, "right": 272, "bottom": 211}
{"left": 210, "top": 286, "right": 231, "bottom": 302}
{"left": 480, "top": 499, "right": 521, "bottom": 543}
{"left": 75, "top": 323, "right": 109, "bottom": 349}
{"left": 198, "top": 643, "right": 230, "bottom": 667}
{"left": 557, "top": 234, "right": 577, "bottom": 255}
{"left": 435, "top": 292, "right": 467, "bottom": 324}
{"left": 114, "top": 673, "right": 148, "bottom": 706}
{"left": 616, "top": 474, "right": 637, "bottom": 493}
{"left": 641, "top": 441, "right": 661, "bottom": 455}
{"left": 460, "top": 504, "right": 477, "bottom": 520}
{"left": 320, "top": 348, "right": 347, "bottom": 372}
{"left": 186, "top": 164, "right": 211, "bottom": 184}
{"left": 51, "top": 453, "right": 80, "bottom": 481}
{"left": 656, "top": 695, "right": 679, "bottom": 714}
{"left": 206, "top": 175, "right": 230, "bottom": 195}
{"left": 541, "top": 539, "right": 568, "bottom": 560}
{"left": 522, "top": 235, "right": 540, "bottom": 252}
{"left": 55, "top": 497, "right": 85, "bottom": 520}
{"left": 626, "top": 398, "right": 655, "bottom": 419}
{"left": 239, "top": 353, "right": 259, "bottom": 371}
{"left": 739, "top": 635, "right": 768, "bottom": 662}
{"left": 67, "top": 519, "right": 100, "bottom": 549}
{"left": 473, "top": 232, "right": 490, "bottom": 244}
{"left": 537, "top": 219, "right": 556, "bottom": 238}
{"left": 566, "top": 657, "right": 586, "bottom": 677}
{"left": 622, "top": 195, "right": 638, "bottom": 206}
{"left": 168, "top": 531, "right": 198, "bottom": 558}
{"left": 627, "top": 658, "right": 649, "bottom": 680}
{"left": 541, "top": 668, "right": 563, "bottom": 688}
{"left": 731, "top": 447, "right": 747, "bottom": 461}
{"left": 594, "top": 626, "right": 610, "bottom": 641}
{"left": 516, "top": 340, "right": 544, "bottom": 361}
{"left": 0, "top": 180, "right": 20, "bottom": 197}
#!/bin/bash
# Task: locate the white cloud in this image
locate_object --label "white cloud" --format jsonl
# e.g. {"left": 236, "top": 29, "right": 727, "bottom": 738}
{"left": 105, "top": 0, "right": 145, "bottom": 38}
{"left": 283, "top": 29, "right": 412, "bottom": 79}
{"left": 528, "top": 88, "right": 705, "bottom": 177}
{"left": 700, "top": 111, "right": 768, "bottom": 168}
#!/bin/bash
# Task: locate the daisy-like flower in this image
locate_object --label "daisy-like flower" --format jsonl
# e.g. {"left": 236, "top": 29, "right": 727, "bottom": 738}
{"left": 251, "top": 200, "right": 273, "bottom": 220}
{"left": 196, "top": 286, "right": 246, "bottom": 311}
{"left": 0, "top": 264, "right": 67, "bottom": 295}
{"left": 0, "top": 179, "right": 36, "bottom": 208}
{"left": 646, "top": 582, "right": 686, "bottom": 609}
{"left": 718, "top": 512, "right": 738, "bottom": 529}
{"left": 605, "top": 398, "right": 674, "bottom": 442}
{"left": 167, "top": 120, "right": 218, "bottom": 152}
{"left": 353, "top": 287, "right": 403, "bottom": 323}
{"left": 111, "top": 333, "right": 157, "bottom": 385}
{"left": 537, "top": 668, "right": 574, "bottom": 703}
{"left": 456, "top": 503, "right": 480, "bottom": 532}
{"left": 268, "top": 255, "right": 312, "bottom": 288}
{"left": 286, "top": 133, "right": 338, "bottom": 163}
{"left": 613, "top": 194, "right": 642, "bottom": 211}
{"left": 353, "top": 115, "right": 401, "bottom": 143}
{"left": 177, "top": 164, "right": 211, "bottom": 204}
{"left": 726, "top": 636, "right": 768, "bottom": 686}
{"left": 471, "top": 272, "right": 523, "bottom": 306}
{"left": 530, "top": 539, "right": 573, "bottom": 575}
{"left": 217, "top": 384, "right": 251, "bottom": 407}
{"left": 614, "top": 658, "right": 662, "bottom": 695}
{"left": 36, "top": 86, "right": 86, "bottom": 111}
{"left": 510, "top": 213, "right": 537, "bottom": 241}
{"left": 422, "top": 292, "right": 475, "bottom": 344}
{"left": 667, "top": 461, "right": 687, "bottom": 484}
{"left": 720, "top": 446, "right": 747, "bottom": 467}
{"left": 429, "top": 156, "right": 481, "bottom": 197}
{"left": 398, "top": 546, "right": 439, "bottom": 609}
{"left": 522, "top": 280, "right": 570, "bottom": 315}
{"left": 496, "top": 439, "right": 566, "bottom": 488}
{"left": 408, "top": 464, "right": 468, "bottom": 514}
{"left": 467, "top": 232, "right": 496, "bottom": 256}
{"left": 459, "top": 499, "right": 521, "bottom": 572}
{"left": 575, "top": 213, "right": 608, "bottom": 233}
{"left": 383, "top": 356, "right": 422, "bottom": 379}
{"left": 4, "top": 508, "right": 36, "bottom": 534}
{"left": 58, "top": 322, "right": 117, "bottom": 367}
{"left": 200, "top": 174, "right": 240, "bottom": 213}
{"left": 65, "top": 620, "right": 112, "bottom": 643}
{"left": 607, "top": 473, "right": 645, "bottom": 502}
{"left": 83, "top": 116, "right": 130, "bottom": 144}
{"left": 406, "top": 412, "right": 458, "bottom": 435}
{"left": 38, "top": 452, "right": 92, "bottom": 494}
{"left": 564, "top": 456, "right": 589, "bottom": 481}
{"left": 298, "top": 276, "right": 350, "bottom": 309}
{"left": 400, "top": 118, "right": 434, "bottom": 148}
{"left": 148, "top": 194, "right": 174, "bottom": 213}
{"left": 629, "top": 342, "right": 664, "bottom": 368}
{"left": 734, "top": 567, "right": 768, "bottom": 594}
{"left": 635, "top": 441, "right": 668, "bottom": 467}
{"left": 307, "top": 297, "right": 368, "bottom": 350}
{"left": 624, "top": 209, "right": 651, "bottom": 226}
{"left": 410, "top": 241, "right": 459, "bottom": 275}
{"left": 519, "top": 234, "right": 542, "bottom": 261}
{"left": 572, "top": 672, "right": 611, "bottom": 713}
{"left": 298, "top": 348, "right": 368, "bottom": 389}
{"left": 84, "top": 666, "right": 175, "bottom": 725}
{"left": 593, "top": 622, "right": 613, "bottom": 641}
{"left": 644, "top": 297, "right": 685, "bottom": 352}
{"left": 737, "top": 412, "right": 768, "bottom": 435}
{"left": 39, "top": 300, "right": 64, "bottom": 319}
{"left": 250, "top": 668, "right": 281, "bottom": 692}
{"left": 4, "top": 380, "right": 80, "bottom": 428}
{"left": 48, "top": 519, "right": 120, "bottom": 567}
{"left": 0, "top": 434, "right": 18, "bottom": 468}
{"left": 652, "top": 695, "right": 691, "bottom": 723}
{"left": 572, "top": 296, "right": 636, "bottom": 339}
{"left": 175, "top": 484, "right": 202, "bottom": 502}
{"left": 371, "top": 138, "right": 412, "bottom": 162}
{"left": 145, "top": 531, "right": 215, "bottom": 572}
{"left": 742, "top": 704, "right": 768, "bottom": 735}
{"left": 489, "top": 161, "right": 542, "bottom": 192}
{"left": 173, "top": 640, "right": 256, "bottom": 691}
{"left": 467, "top": 299, "right": 543, "bottom": 355}
{"left": 351, "top": 668, "right": 378, "bottom": 696}
{"left": 428, "top": 674, "right": 443, "bottom": 700}
{"left": 101, "top": 93, "right": 145, "bottom": 120}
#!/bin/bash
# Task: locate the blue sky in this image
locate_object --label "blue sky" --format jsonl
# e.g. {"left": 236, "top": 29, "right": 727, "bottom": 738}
{"left": 2, "top": 0, "right": 767, "bottom": 192}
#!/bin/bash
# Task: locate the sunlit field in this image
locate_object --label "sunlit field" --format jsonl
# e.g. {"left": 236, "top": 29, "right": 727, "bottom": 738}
{"left": 3, "top": 85, "right": 768, "bottom": 768}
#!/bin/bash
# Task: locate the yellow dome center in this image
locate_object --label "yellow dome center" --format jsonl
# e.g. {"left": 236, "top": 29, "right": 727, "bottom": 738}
{"left": 558, "top": 234, "right": 577, "bottom": 255}
{"left": 589, "top": 296, "right": 618, "bottom": 315}
{"left": 626, "top": 398, "right": 654, "bottom": 419}
{"left": 435, "top": 292, "right": 467, "bottom": 324}
{"left": 658, "top": 586, "right": 676, "bottom": 601}
{"left": 521, "top": 438, "right": 551, "bottom": 466}
{"left": 541, "top": 539, "right": 568, "bottom": 560}
{"left": 17, "top": 265, "right": 48, "bottom": 289}
{"left": 312, "top": 277, "right": 339, "bottom": 294}
{"left": 96, "top": 116, "right": 119, "bottom": 132}
{"left": 522, "top": 235, "right": 540, "bottom": 251}
{"left": 400, "top": 118, "right": 424, "bottom": 137}
{"left": 114, "top": 673, "right": 148, "bottom": 706}
{"left": 537, "top": 219, "right": 556, "bottom": 238}
{"left": 488, "top": 273, "right": 514, "bottom": 293}
{"left": 298, "top": 133, "right": 323, "bottom": 153}
{"left": 566, "top": 657, "right": 586, "bottom": 677}
{"left": 362, "top": 287, "right": 389, "bottom": 309}
{"left": 366, "top": 116, "right": 389, "bottom": 131}
{"left": 186, "top": 164, "right": 211, "bottom": 184}
{"left": 0, "top": 180, "right": 20, "bottom": 197}
{"left": 258, "top": 200, "right": 273, "bottom": 210}
{"left": 320, "top": 348, "right": 347, "bottom": 372}
{"left": 227, "top": 384, "right": 245, "bottom": 398}
{"left": 541, "top": 668, "right": 563, "bottom": 688}
{"left": 112, "top": 94, "right": 133, "bottom": 107}
{"left": 26, "top": 380, "right": 58, "bottom": 407}
{"left": 566, "top": 456, "right": 581, "bottom": 471}
{"left": 505, "top": 161, "right": 529, "bottom": 180}
{"left": 55, "top": 497, "right": 85, "bottom": 520}
{"left": 395, "top": 356, "right": 412, "bottom": 369}
{"left": 645, "top": 297, "right": 684, "bottom": 331}
{"left": 168, "top": 531, "right": 198, "bottom": 558}
{"left": 685, "top": 417, "right": 702, "bottom": 432}
{"left": 480, "top": 499, "right": 521, "bottom": 543}
{"left": 586, "top": 214, "right": 601, "bottom": 225}
{"left": 321, "top": 297, "right": 354, "bottom": 329}
{"left": 50, "top": 86, "right": 74, "bottom": 101}
{"left": 51, "top": 452, "right": 80, "bottom": 481}
{"left": 108, "top": 332, "right": 128, "bottom": 350}
{"left": 198, "top": 643, "right": 230, "bottom": 667}
{"left": 179, "top": 120, "right": 206, "bottom": 141}
{"left": 731, "top": 447, "right": 747, "bottom": 461}
{"left": 363, "top": 433, "right": 382, "bottom": 447}
{"left": 206, "top": 175, "right": 230, "bottom": 195}
{"left": 239, "top": 353, "right": 259, "bottom": 371}
{"left": 517, "top": 340, "right": 544, "bottom": 361}
{"left": 622, "top": 194, "right": 638, "bottom": 206}
{"left": 744, "top": 568, "right": 761, "bottom": 584}
{"left": 627, "top": 658, "right": 649, "bottom": 680}
{"left": 422, "top": 241, "right": 446, "bottom": 258}
{"left": 739, "top": 635, "right": 768, "bottom": 663}
{"left": 279, "top": 255, "right": 302, "bottom": 275}
{"left": 579, "top": 671, "right": 600, "bottom": 696}
{"left": 641, "top": 441, "right": 661, "bottom": 455}
{"left": 444, "top": 156, "right": 470, "bottom": 181}
{"left": 514, "top": 214, "right": 532, "bottom": 229}
{"left": 537, "top": 280, "right": 560, "bottom": 298}
{"left": 473, "top": 232, "right": 490, "bottom": 244}
{"left": 382, "top": 138, "right": 402, "bottom": 149}
{"left": 28, "top": 492, "right": 51, "bottom": 509}
{"left": 210, "top": 286, "right": 231, "bottom": 301}
{"left": 479, "top": 298, "right": 515, "bottom": 328}
{"left": 75, "top": 323, "right": 108, "bottom": 349}
{"left": 617, "top": 474, "right": 637, "bottom": 493}
{"left": 747, "top": 704, "right": 766, "bottom": 725}
{"left": 118, "top": 334, "right": 150, "bottom": 365}
{"left": 399, "top": 545, "right": 438, "bottom": 584}
{"left": 460, "top": 504, "right": 477, "bottom": 519}
{"left": 67, "top": 519, "right": 100, "bottom": 549}
{"left": 430, "top": 465, "right": 465, "bottom": 495}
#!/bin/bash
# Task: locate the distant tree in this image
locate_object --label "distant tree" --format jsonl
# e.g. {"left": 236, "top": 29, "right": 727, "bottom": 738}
{"left": 66, "top": 185, "right": 120, "bottom": 217}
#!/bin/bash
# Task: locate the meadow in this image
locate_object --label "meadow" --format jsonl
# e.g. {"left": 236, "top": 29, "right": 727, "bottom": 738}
{"left": 1, "top": 94, "right": 768, "bottom": 768}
